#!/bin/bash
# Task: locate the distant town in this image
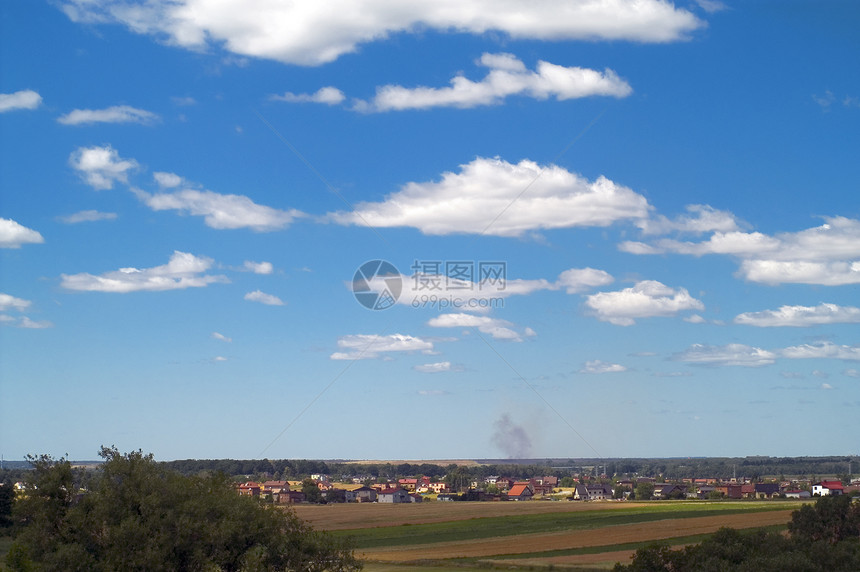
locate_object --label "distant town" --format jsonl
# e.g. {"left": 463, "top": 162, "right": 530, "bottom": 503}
{"left": 235, "top": 472, "right": 860, "bottom": 505}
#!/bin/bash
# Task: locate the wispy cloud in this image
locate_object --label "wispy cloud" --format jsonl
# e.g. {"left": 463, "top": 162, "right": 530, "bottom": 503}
{"left": 56, "top": 210, "right": 118, "bottom": 224}
{"left": 427, "top": 313, "right": 533, "bottom": 341}
{"left": 355, "top": 53, "right": 631, "bottom": 112}
{"left": 211, "top": 332, "right": 232, "bottom": 343}
{"left": 242, "top": 261, "right": 274, "bottom": 275}
{"left": 270, "top": 87, "right": 345, "bottom": 105}
{"left": 735, "top": 303, "right": 860, "bottom": 327}
{"left": 580, "top": 360, "right": 627, "bottom": 374}
{"left": 58, "top": 105, "right": 159, "bottom": 125}
{"left": 244, "top": 290, "right": 284, "bottom": 306}
{"left": 673, "top": 343, "right": 777, "bottom": 367}
{"left": 330, "top": 333, "right": 434, "bottom": 360}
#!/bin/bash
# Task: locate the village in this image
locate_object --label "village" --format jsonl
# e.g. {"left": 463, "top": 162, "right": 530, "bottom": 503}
{"left": 236, "top": 473, "right": 860, "bottom": 504}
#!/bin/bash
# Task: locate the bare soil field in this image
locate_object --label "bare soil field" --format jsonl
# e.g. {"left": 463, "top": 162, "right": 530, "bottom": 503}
{"left": 357, "top": 509, "right": 794, "bottom": 562}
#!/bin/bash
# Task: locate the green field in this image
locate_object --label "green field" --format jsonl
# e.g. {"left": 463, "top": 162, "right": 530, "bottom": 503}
{"left": 333, "top": 501, "right": 796, "bottom": 549}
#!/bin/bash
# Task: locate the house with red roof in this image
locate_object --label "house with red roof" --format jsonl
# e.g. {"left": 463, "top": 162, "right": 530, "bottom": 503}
{"left": 812, "top": 480, "right": 844, "bottom": 496}
{"left": 507, "top": 483, "right": 534, "bottom": 501}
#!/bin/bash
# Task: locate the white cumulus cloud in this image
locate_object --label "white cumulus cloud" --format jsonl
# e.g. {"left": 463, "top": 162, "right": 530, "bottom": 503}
{"left": 69, "top": 145, "right": 138, "bottom": 190}
{"left": 330, "top": 333, "right": 434, "bottom": 360}
{"left": 585, "top": 280, "right": 704, "bottom": 325}
{"left": 735, "top": 303, "right": 860, "bottom": 327}
{"left": 330, "top": 156, "right": 650, "bottom": 236}
{"left": 61, "top": 251, "right": 228, "bottom": 292}
{"left": 0, "top": 218, "right": 44, "bottom": 248}
{"left": 59, "top": 0, "right": 703, "bottom": 66}
{"left": 211, "top": 332, "right": 232, "bottom": 342}
{"left": 359, "top": 53, "right": 631, "bottom": 111}
{"left": 0, "top": 90, "right": 42, "bottom": 112}
{"left": 244, "top": 290, "right": 284, "bottom": 306}
{"left": 58, "top": 105, "right": 159, "bottom": 125}
{"left": 621, "top": 216, "right": 860, "bottom": 286}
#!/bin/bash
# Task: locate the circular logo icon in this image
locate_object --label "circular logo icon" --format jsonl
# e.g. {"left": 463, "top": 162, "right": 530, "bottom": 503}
{"left": 352, "top": 260, "right": 402, "bottom": 310}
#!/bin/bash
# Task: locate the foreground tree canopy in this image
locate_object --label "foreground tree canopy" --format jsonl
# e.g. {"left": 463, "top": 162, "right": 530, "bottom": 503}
{"left": 6, "top": 447, "right": 361, "bottom": 572}
{"left": 615, "top": 495, "right": 860, "bottom": 572}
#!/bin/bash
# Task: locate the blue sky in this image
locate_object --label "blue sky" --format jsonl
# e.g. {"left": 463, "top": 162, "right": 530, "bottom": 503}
{"left": 1, "top": 0, "right": 858, "bottom": 462}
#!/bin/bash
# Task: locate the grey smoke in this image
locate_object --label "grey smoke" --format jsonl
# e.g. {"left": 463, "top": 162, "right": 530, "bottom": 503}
{"left": 491, "top": 413, "right": 532, "bottom": 458}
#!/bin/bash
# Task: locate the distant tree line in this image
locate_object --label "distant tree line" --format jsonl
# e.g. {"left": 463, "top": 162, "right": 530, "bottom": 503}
{"left": 151, "top": 456, "right": 856, "bottom": 482}
{"left": 614, "top": 495, "right": 860, "bottom": 571}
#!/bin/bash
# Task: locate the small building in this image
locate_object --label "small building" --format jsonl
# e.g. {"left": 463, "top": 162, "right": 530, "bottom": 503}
{"left": 784, "top": 490, "right": 811, "bottom": 499}
{"left": 378, "top": 487, "right": 410, "bottom": 503}
{"left": 237, "top": 482, "right": 261, "bottom": 497}
{"left": 507, "top": 484, "right": 534, "bottom": 501}
{"left": 755, "top": 483, "right": 780, "bottom": 499}
{"left": 812, "top": 480, "right": 844, "bottom": 496}
{"left": 353, "top": 486, "right": 378, "bottom": 503}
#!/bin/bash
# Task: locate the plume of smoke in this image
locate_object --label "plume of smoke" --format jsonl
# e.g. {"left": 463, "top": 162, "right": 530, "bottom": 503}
{"left": 491, "top": 413, "right": 532, "bottom": 458}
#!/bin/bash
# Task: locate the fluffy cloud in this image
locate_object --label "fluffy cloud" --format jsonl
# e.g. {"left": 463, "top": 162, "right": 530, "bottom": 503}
{"left": 0, "top": 90, "right": 42, "bottom": 112}
{"left": 69, "top": 145, "right": 138, "bottom": 190}
{"left": 0, "top": 218, "right": 44, "bottom": 248}
{"left": 427, "top": 312, "right": 529, "bottom": 341}
{"left": 243, "top": 261, "right": 274, "bottom": 274}
{"left": 0, "top": 293, "right": 32, "bottom": 312}
{"left": 58, "top": 105, "right": 159, "bottom": 125}
{"left": 136, "top": 188, "right": 303, "bottom": 231}
{"left": 61, "top": 251, "right": 228, "bottom": 292}
{"left": 585, "top": 280, "right": 704, "bottom": 325}
{"left": 330, "top": 333, "right": 434, "bottom": 360}
{"left": 59, "top": 0, "right": 703, "bottom": 66}
{"left": 211, "top": 332, "right": 232, "bottom": 342}
{"left": 556, "top": 268, "right": 614, "bottom": 293}
{"left": 270, "top": 87, "right": 345, "bottom": 105}
{"left": 330, "top": 157, "right": 650, "bottom": 236}
{"left": 673, "top": 343, "right": 778, "bottom": 367}
{"left": 358, "top": 53, "right": 631, "bottom": 111}
{"left": 621, "top": 216, "right": 860, "bottom": 286}
{"left": 735, "top": 303, "right": 860, "bottom": 327}
{"left": 56, "top": 210, "right": 117, "bottom": 224}
{"left": 580, "top": 360, "right": 627, "bottom": 373}
{"left": 244, "top": 290, "right": 284, "bottom": 306}
{"left": 780, "top": 342, "right": 860, "bottom": 361}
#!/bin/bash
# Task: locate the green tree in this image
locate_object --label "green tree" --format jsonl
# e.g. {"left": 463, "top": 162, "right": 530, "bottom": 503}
{"left": 635, "top": 482, "right": 654, "bottom": 501}
{"left": 559, "top": 476, "right": 576, "bottom": 488}
{"left": 0, "top": 482, "right": 15, "bottom": 531}
{"left": 788, "top": 493, "right": 860, "bottom": 544}
{"left": 301, "top": 478, "right": 324, "bottom": 504}
{"left": 7, "top": 447, "right": 360, "bottom": 571}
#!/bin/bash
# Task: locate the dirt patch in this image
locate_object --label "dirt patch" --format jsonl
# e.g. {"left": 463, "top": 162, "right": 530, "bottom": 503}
{"left": 358, "top": 509, "right": 794, "bottom": 562}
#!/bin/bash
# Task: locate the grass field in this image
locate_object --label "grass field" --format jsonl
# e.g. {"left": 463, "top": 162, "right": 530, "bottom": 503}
{"left": 292, "top": 500, "right": 805, "bottom": 570}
